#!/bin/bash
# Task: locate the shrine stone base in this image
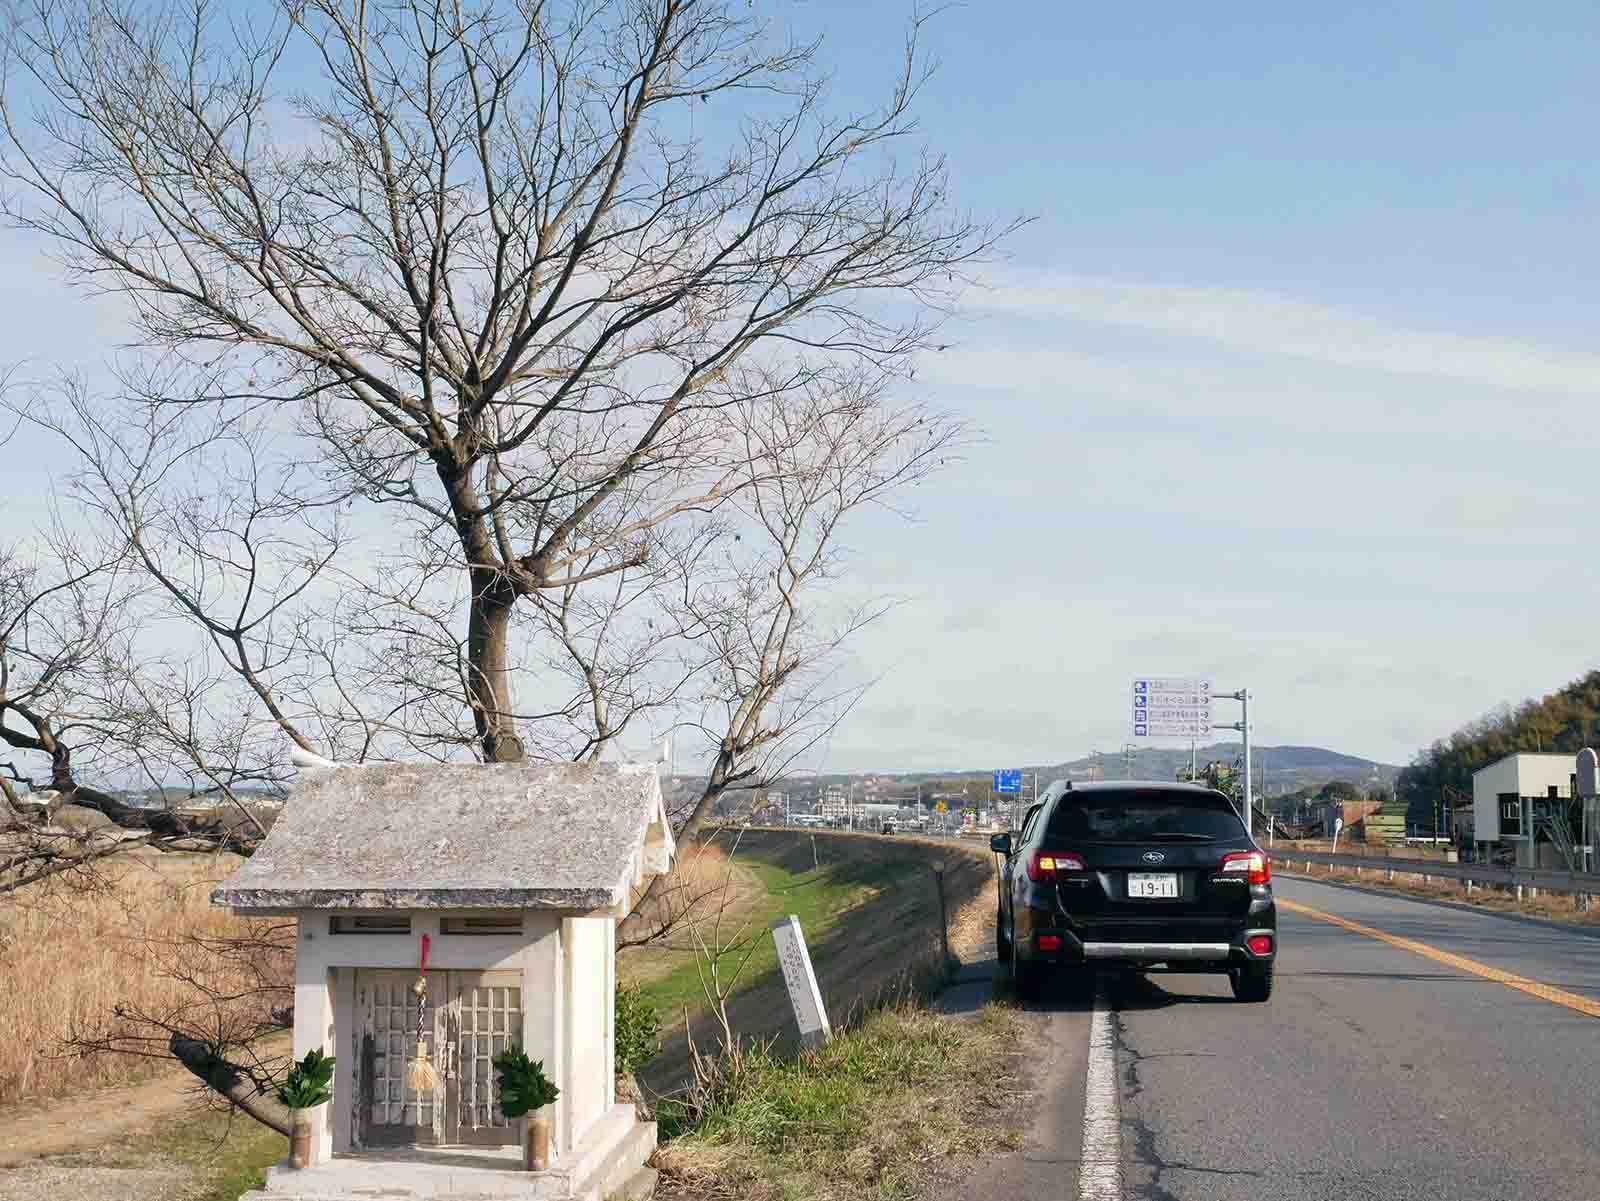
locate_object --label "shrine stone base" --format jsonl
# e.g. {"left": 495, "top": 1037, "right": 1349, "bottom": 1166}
{"left": 240, "top": 1105, "right": 655, "bottom": 1201}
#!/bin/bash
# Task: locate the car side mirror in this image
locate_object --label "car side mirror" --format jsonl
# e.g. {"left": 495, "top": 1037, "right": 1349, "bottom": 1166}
{"left": 989, "top": 832, "right": 1012, "bottom": 856}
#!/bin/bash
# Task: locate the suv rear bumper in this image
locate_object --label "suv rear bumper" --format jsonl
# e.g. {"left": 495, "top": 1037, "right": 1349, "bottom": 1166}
{"left": 1014, "top": 896, "right": 1276, "bottom": 972}
{"left": 1082, "top": 941, "right": 1232, "bottom": 961}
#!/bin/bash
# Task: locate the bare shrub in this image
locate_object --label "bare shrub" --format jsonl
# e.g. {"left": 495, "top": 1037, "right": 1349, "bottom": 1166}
{"left": 0, "top": 853, "right": 289, "bottom": 1104}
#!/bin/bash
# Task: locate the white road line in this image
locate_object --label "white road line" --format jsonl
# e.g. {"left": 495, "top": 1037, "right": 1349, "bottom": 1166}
{"left": 1077, "top": 983, "right": 1124, "bottom": 1201}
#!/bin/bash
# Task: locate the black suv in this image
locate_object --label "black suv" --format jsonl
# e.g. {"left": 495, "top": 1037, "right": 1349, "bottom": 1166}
{"left": 992, "top": 780, "right": 1276, "bottom": 1001}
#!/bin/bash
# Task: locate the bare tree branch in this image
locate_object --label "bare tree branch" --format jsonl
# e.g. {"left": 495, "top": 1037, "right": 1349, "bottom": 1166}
{"left": 1, "top": 0, "right": 1020, "bottom": 762}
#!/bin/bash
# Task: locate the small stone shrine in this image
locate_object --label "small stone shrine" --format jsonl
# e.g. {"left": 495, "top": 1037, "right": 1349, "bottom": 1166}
{"left": 214, "top": 759, "right": 674, "bottom": 1200}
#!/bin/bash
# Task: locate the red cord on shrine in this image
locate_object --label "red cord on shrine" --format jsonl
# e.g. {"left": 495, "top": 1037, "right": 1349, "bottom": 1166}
{"left": 406, "top": 933, "right": 439, "bottom": 1092}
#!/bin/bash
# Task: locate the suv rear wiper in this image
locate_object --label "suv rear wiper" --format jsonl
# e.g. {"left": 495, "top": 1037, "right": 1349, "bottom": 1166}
{"left": 1141, "top": 832, "right": 1218, "bottom": 842}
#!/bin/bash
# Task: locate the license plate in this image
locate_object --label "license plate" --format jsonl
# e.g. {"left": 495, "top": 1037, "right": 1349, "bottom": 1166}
{"left": 1127, "top": 873, "right": 1179, "bottom": 899}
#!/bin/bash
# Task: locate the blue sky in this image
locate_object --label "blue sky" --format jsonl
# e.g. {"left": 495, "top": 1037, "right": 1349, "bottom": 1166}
{"left": 779, "top": 1, "right": 1600, "bottom": 771}
{"left": 4, "top": 2, "right": 1599, "bottom": 774}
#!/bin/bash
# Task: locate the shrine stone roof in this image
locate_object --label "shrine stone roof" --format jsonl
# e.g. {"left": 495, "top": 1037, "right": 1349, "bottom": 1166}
{"left": 213, "top": 760, "right": 674, "bottom": 913}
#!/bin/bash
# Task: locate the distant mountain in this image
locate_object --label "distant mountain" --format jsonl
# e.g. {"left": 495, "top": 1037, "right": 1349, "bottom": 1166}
{"left": 1027, "top": 744, "right": 1399, "bottom": 798}
{"left": 1247, "top": 745, "right": 1382, "bottom": 771}
{"left": 707, "top": 742, "right": 1402, "bottom": 806}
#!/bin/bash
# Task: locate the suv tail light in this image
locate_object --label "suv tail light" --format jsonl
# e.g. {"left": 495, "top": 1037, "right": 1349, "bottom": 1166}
{"left": 1027, "top": 850, "right": 1087, "bottom": 881}
{"left": 1220, "top": 850, "right": 1270, "bottom": 885}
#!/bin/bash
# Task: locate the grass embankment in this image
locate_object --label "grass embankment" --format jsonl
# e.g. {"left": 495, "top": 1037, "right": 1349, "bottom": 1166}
{"left": 626, "top": 829, "right": 995, "bottom": 1094}
{"left": 624, "top": 845, "right": 913, "bottom": 1020}
{"left": 654, "top": 1001, "right": 1024, "bottom": 1201}
{"left": 626, "top": 828, "right": 1017, "bottom": 1199}
{"left": 0, "top": 851, "right": 288, "bottom": 1104}
{"left": 1281, "top": 861, "right": 1600, "bottom": 924}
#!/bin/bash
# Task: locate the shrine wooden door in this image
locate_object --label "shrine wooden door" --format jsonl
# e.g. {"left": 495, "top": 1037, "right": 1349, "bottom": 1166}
{"left": 442, "top": 971, "right": 525, "bottom": 1146}
{"left": 353, "top": 969, "right": 525, "bottom": 1148}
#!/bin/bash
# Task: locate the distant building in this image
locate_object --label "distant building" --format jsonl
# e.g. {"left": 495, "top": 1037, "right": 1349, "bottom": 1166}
{"left": 1472, "top": 753, "right": 1582, "bottom": 868}
{"left": 860, "top": 803, "right": 918, "bottom": 823}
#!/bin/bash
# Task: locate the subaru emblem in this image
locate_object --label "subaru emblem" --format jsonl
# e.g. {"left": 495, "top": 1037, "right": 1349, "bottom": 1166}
{"left": 1141, "top": 851, "right": 1165, "bottom": 864}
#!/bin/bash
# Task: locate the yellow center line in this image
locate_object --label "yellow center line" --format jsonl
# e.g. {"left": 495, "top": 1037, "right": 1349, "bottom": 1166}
{"left": 1278, "top": 897, "right": 1600, "bottom": 1020}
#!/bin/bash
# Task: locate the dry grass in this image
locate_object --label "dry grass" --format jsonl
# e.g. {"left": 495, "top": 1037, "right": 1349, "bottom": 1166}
{"left": 619, "top": 840, "right": 768, "bottom": 987}
{"left": 1282, "top": 862, "right": 1600, "bottom": 923}
{"left": 653, "top": 1000, "right": 1025, "bottom": 1201}
{"left": 0, "top": 850, "right": 288, "bottom": 1105}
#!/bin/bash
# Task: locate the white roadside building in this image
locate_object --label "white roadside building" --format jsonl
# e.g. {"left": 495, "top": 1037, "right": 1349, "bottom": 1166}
{"left": 1471, "top": 752, "right": 1581, "bottom": 869}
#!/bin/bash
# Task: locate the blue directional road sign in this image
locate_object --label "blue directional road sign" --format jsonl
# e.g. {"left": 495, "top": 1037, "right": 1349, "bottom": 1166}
{"left": 994, "top": 769, "right": 1022, "bottom": 794}
{"left": 1130, "top": 676, "right": 1211, "bottom": 738}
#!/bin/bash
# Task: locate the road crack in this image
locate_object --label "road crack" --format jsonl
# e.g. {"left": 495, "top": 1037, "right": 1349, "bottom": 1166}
{"left": 1116, "top": 1010, "right": 1262, "bottom": 1201}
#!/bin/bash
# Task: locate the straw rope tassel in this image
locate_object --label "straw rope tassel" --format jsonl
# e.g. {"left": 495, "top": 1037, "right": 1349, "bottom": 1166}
{"left": 406, "top": 933, "right": 440, "bottom": 1093}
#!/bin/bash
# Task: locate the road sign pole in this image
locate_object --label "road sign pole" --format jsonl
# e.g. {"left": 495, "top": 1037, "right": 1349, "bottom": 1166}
{"left": 1578, "top": 748, "right": 1597, "bottom": 876}
{"left": 1210, "top": 687, "right": 1252, "bottom": 840}
{"left": 1242, "top": 688, "right": 1252, "bottom": 842}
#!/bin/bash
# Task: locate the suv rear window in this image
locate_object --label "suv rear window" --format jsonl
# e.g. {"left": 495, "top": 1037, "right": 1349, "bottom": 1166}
{"left": 1045, "top": 788, "right": 1245, "bottom": 843}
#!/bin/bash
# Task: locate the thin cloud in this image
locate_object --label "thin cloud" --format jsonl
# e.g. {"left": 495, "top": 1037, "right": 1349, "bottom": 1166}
{"left": 970, "top": 274, "right": 1600, "bottom": 397}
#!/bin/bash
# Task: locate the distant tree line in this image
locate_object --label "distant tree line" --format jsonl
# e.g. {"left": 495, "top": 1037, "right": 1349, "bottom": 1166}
{"left": 1397, "top": 671, "right": 1600, "bottom": 811}
{"left": 1267, "top": 779, "right": 1385, "bottom": 814}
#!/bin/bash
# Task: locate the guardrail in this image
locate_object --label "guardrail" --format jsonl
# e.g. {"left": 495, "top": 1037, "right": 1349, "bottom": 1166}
{"left": 1274, "top": 847, "right": 1598, "bottom": 899}
{"left": 1270, "top": 840, "right": 1459, "bottom": 862}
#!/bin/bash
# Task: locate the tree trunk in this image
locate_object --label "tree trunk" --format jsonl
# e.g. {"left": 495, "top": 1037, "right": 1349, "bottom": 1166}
{"left": 169, "top": 1033, "right": 292, "bottom": 1136}
{"left": 0, "top": 777, "right": 21, "bottom": 828}
{"left": 63, "top": 782, "right": 257, "bottom": 849}
{"left": 673, "top": 751, "right": 734, "bottom": 849}
{"left": 467, "top": 569, "right": 525, "bottom": 763}
{"left": 7, "top": 740, "right": 257, "bottom": 849}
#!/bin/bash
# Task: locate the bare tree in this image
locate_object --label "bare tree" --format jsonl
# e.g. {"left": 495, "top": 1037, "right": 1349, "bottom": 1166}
{"left": 62, "top": 913, "right": 298, "bottom": 1134}
{"left": 1, "top": 0, "right": 1018, "bottom": 763}
{"left": 0, "top": 506, "right": 220, "bottom": 890}
{"left": 676, "top": 367, "right": 961, "bottom": 837}
{"left": 625, "top": 365, "right": 962, "bottom": 929}
{"left": 0, "top": 522, "right": 134, "bottom": 800}
{"left": 528, "top": 519, "right": 724, "bottom": 761}
{"left": 0, "top": 0, "right": 1006, "bottom": 1132}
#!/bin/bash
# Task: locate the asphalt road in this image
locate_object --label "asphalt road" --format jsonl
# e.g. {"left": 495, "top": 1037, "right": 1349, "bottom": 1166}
{"left": 969, "top": 875, "right": 1600, "bottom": 1201}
